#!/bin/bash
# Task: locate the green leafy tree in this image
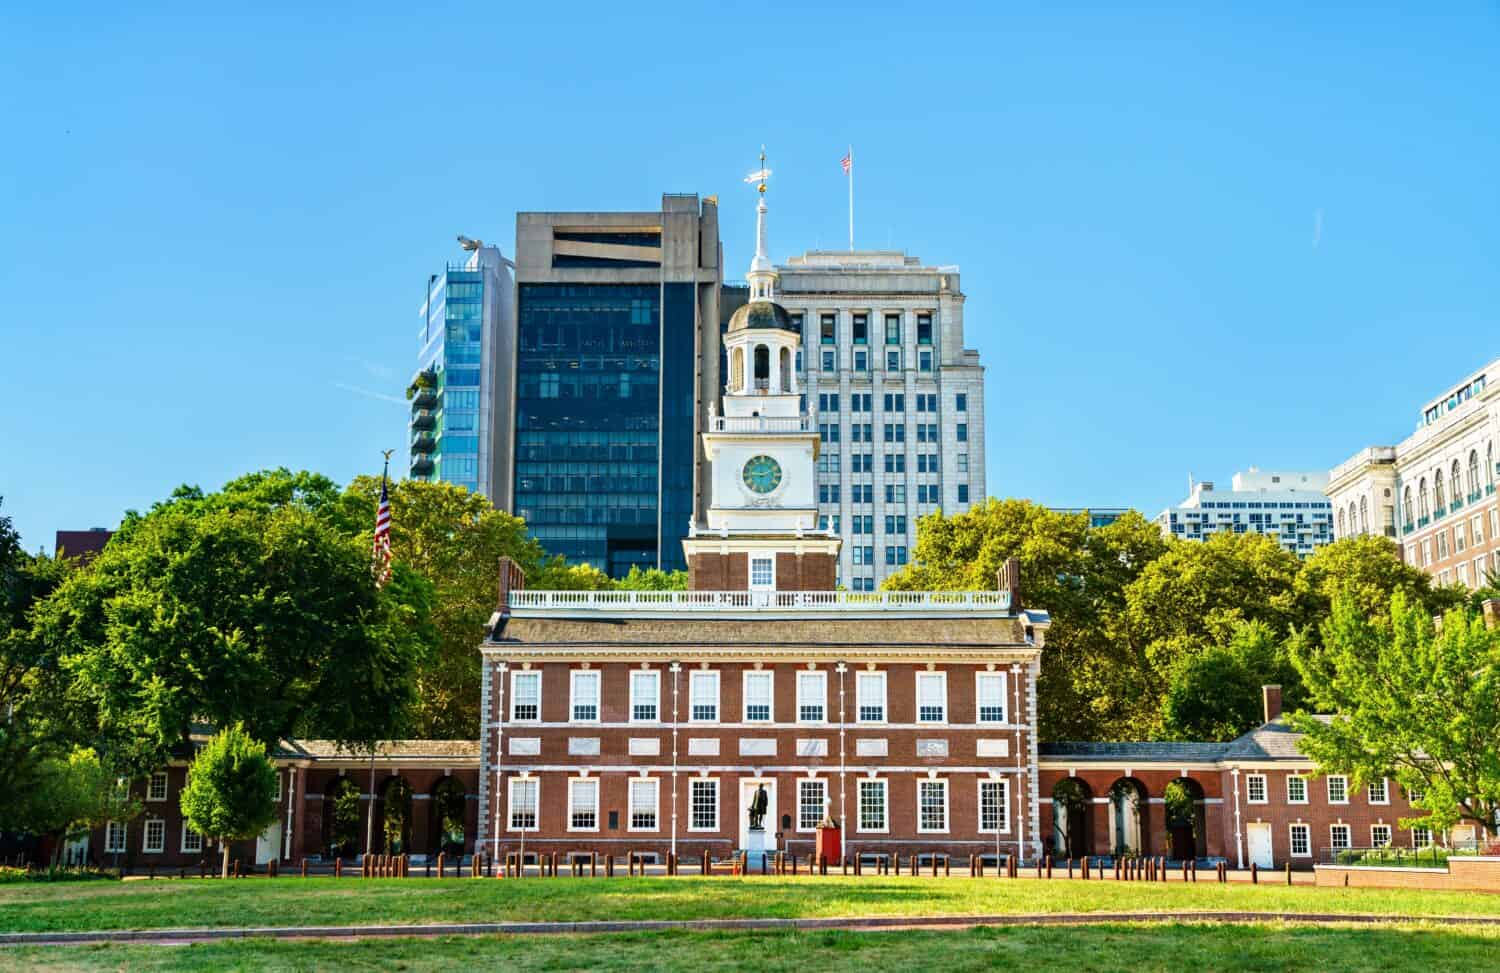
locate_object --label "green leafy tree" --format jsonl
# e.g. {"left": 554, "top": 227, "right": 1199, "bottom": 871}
{"left": 179, "top": 724, "right": 280, "bottom": 877}
{"left": 1294, "top": 534, "right": 1461, "bottom": 630}
{"left": 615, "top": 566, "right": 689, "bottom": 591}
{"left": 532, "top": 560, "right": 617, "bottom": 591}
{"left": 10, "top": 748, "right": 140, "bottom": 865}
{"left": 1159, "top": 620, "right": 1302, "bottom": 741}
{"left": 36, "top": 474, "right": 435, "bottom": 773}
{"left": 1290, "top": 592, "right": 1500, "bottom": 833}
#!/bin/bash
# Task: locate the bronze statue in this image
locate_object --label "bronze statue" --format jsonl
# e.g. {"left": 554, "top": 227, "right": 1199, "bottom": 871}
{"left": 748, "top": 784, "right": 769, "bottom": 831}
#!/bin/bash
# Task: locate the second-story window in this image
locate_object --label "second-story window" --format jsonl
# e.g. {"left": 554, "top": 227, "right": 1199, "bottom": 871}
{"left": 744, "top": 671, "right": 773, "bottom": 722}
{"left": 630, "top": 670, "right": 659, "bottom": 723}
{"left": 916, "top": 672, "right": 947, "bottom": 723}
{"left": 797, "top": 671, "right": 826, "bottom": 723}
{"left": 976, "top": 672, "right": 1007, "bottom": 724}
{"left": 857, "top": 671, "right": 886, "bottom": 723}
{"left": 511, "top": 671, "right": 541, "bottom": 722}
{"left": 690, "top": 671, "right": 719, "bottom": 722}
{"left": 570, "top": 670, "right": 600, "bottom": 723}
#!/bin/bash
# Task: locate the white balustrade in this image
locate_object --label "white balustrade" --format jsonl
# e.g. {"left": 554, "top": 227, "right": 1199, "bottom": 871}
{"left": 506, "top": 589, "right": 1012, "bottom": 613}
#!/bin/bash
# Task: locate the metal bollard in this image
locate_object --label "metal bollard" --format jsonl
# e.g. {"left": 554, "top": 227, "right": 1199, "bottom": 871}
{"left": 1045, "top": 855, "right": 1053, "bottom": 879}
{"left": 1251, "top": 862, "right": 1258, "bottom": 884}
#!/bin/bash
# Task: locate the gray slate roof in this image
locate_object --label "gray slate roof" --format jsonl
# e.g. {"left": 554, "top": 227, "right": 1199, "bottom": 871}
{"left": 1040, "top": 741, "right": 1228, "bottom": 762}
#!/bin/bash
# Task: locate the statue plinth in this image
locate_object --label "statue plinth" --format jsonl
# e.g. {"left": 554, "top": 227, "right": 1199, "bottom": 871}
{"left": 743, "top": 827, "right": 768, "bottom": 868}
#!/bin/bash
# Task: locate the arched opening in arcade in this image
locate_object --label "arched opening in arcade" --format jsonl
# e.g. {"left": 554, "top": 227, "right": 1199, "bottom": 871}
{"left": 1108, "top": 778, "right": 1148, "bottom": 857}
{"left": 730, "top": 346, "right": 745, "bottom": 393}
{"left": 323, "top": 777, "right": 362, "bottom": 860}
{"left": 778, "top": 346, "right": 792, "bottom": 392}
{"left": 430, "top": 777, "right": 467, "bottom": 858}
{"left": 1051, "top": 777, "right": 1094, "bottom": 859}
{"left": 753, "top": 344, "right": 770, "bottom": 390}
{"left": 1164, "top": 777, "right": 1207, "bottom": 861}
{"left": 378, "top": 776, "right": 413, "bottom": 855}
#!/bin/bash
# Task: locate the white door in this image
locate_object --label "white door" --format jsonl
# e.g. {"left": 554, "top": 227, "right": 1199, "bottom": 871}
{"left": 63, "top": 834, "right": 89, "bottom": 867}
{"left": 739, "top": 779, "right": 777, "bottom": 852}
{"left": 255, "top": 820, "right": 281, "bottom": 865}
{"left": 1247, "top": 823, "right": 1273, "bottom": 869}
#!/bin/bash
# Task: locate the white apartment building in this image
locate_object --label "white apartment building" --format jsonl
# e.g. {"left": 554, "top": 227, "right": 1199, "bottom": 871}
{"left": 768, "top": 250, "right": 986, "bottom": 590}
{"left": 1156, "top": 469, "right": 1333, "bottom": 557}
{"left": 1327, "top": 359, "right": 1500, "bottom": 588}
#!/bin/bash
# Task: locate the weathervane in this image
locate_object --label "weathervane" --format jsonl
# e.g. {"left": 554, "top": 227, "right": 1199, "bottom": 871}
{"left": 744, "top": 145, "right": 771, "bottom": 194}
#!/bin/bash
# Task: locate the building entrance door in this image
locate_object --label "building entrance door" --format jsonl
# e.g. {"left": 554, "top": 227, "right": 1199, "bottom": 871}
{"left": 739, "top": 779, "right": 777, "bottom": 853}
{"left": 1247, "top": 823, "right": 1273, "bottom": 869}
{"left": 255, "top": 820, "right": 281, "bottom": 865}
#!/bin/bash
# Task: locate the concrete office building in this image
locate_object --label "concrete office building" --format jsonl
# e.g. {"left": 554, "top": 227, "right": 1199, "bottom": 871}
{"left": 1327, "top": 359, "right": 1499, "bottom": 588}
{"left": 409, "top": 241, "right": 516, "bottom": 505}
{"left": 511, "top": 196, "right": 722, "bottom": 577}
{"left": 1156, "top": 469, "right": 1333, "bottom": 557}
{"left": 749, "top": 251, "right": 986, "bottom": 590}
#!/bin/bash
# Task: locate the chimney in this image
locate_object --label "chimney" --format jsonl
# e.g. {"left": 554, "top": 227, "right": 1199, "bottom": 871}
{"left": 1482, "top": 599, "right": 1499, "bottom": 631}
{"left": 1262, "top": 685, "right": 1283, "bottom": 724}
{"left": 497, "top": 556, "right": 526, "bottom": 612}
{"left": 997, "top": 557, "right": 1023, "bottom": 612}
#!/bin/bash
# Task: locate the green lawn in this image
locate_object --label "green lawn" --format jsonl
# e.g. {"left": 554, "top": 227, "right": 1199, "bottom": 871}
{"left": 12, "top": 924, "right": 1500, "bottom": 972}
{"left": 3, "top": 876, "right": 1500, "bottom": 935}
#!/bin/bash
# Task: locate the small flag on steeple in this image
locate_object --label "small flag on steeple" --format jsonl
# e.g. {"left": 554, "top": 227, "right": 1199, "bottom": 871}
{"left": 372, "top": 452, "right": 393, "bottom": 586}
{"left": 840, "top": 151, "right": 852, "bottom": 174}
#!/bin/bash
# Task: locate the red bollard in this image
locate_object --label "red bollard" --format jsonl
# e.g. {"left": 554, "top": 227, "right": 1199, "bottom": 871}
{"left": 1251, "top": 862, "right": 1259, "bottom": 884}
{"left": 1045, "top": 855, "right": 1053, "bottom": 879}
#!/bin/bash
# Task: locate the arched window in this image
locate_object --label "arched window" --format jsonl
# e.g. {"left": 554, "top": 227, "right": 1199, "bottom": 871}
{"left": 753, "top": 345, "right": 770, "bottom": 390}
{"left": 1404, "top": 486, "right": 1414, "bottom": 526}
{"left": 1468, "top": 451, "right": 1480, "bottom": 499}
{"left": 1418, "top": 478, "right": 1429, "bottom": 519}
{"left": 1490, "top": 442, "right": 1496, "bottom": 488}
{"left": 1359, "top": 496, "right": 1368, "bottom": 534}
{"left": 1349, "top": 502, "right": 1358, "bottom": 535}
{"left": 1452, "top": 460, "right": 1463, "bottom": 502}
{"left": 730, "top": 347, "right": 745, "bottom": 394}
{"left": 1338, "top": 509, "right": 1346, "bottom": 536}
{"left": 779, "top": 346, "right": 792, "bottom": 392}
{"left": 1434, "top": 469, "right": 1445, "bottom": 510}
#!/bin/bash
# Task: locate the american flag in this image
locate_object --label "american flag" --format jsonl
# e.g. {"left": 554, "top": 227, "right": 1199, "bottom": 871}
{"left": 372, "top": 476, "right": 392, "bottom": 586}
{"left": 840, "top": 151, "right": 851, "bottom": 174}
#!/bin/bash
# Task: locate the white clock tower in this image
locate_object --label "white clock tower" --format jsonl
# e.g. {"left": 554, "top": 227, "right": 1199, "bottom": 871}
{"left": 683, "top": 154, "right": 841, "bottom": 591}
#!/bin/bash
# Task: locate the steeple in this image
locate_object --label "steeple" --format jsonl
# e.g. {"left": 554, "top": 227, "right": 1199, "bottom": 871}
{"left": 747, "top": 148, "right": 777, "bottom": 302}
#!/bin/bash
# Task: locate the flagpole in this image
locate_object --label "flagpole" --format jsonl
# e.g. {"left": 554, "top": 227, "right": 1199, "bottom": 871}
{"left": 847, "top": 145, "right": 854, "bottom": 251}
{"left": 366, "top": 448, "right": 394, "bottom": 860}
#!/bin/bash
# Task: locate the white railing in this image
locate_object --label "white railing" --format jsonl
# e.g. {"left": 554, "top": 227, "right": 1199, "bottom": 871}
{"left": 711, "top": 415, "right": 812, "bottom": 433}
{"left": 508, "top": 589, "right": 1013, "bottom": 612}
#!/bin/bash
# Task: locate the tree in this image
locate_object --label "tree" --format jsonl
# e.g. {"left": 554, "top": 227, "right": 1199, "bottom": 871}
{"left": 9, "top": 748, "right": 140, "bottom": 865}
{"left": 179, "top": 724, "right": 280, "bottom": 877}
{"left": 1290, "top": 592, "right": 1500, "bottom": 833}
{"left": 36, "top": 474, "right": 435, "bottom": 773}
{"left": 1160, "top": 619, "right": 1305, "bottom": 742}
{"left": 615, "top": 566, "right": 689, "bottom": 591}
{"left": 1294, "top": 534, "right": 1461, "bottom": 631}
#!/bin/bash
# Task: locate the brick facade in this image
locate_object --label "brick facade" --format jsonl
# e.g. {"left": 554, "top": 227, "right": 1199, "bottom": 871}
{"left": 687, "top": 550, "right": 838, "bottom": 592}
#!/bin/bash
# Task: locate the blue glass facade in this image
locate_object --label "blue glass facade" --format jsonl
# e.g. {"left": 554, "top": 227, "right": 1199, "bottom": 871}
{"left": 513, "top": 283, "right": 666, "bottom": 576}
{"left": 413, "top": 268, "right": 485, "bottom": 494}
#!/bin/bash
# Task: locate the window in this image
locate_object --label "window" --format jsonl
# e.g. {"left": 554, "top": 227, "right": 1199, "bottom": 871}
{"left": 1327, "top": 775, "right": 1348, "bottom": 804}
{"left": 630, "top": 670, "right": 660, "bottom": 723}
{"left": 854, "top": 350, "right": 868, "bottom": 371}
{"left": 820, "top": 313, "right": 836, "bottom": 344}
{"left": 569, "top": 778, "right": 599, "bottom": 831}
{"left": 917, "top": 313, "right": 933, "bottom": 345}
{"left": 884, "top": 392, "right": 905, "bottom": 412}
{"left": 147, "top": 771, "right": 168, "bottom": 802}
{"left": 822, "top": 350, "right": 835, "bottom": 371}
{"left": 1330, "top": 824, "right": 1352, "bottom": 851}
{"left": 886, "top": 350, "right": 901, "bottom": 371}
{"left": 976, "top": 672, "right": 1007, "bottom": 724}
{"left": 797, "top": 671, "right": 827, "bottom": 723}
{"left": 918, "top": 779, "right": 948, "bottom": 833}
{"left": 818, "top": 392, "right": 840, "bottom": 413}
{"left": 1371, "top": 824, "right": 1392, "bottom": 847}
{"left": 856, "top": 671, "right": 886, "bottom": 723}
{"left": 956, "top": 423, "right": 967, "bottom": 443}
{"left": 958, "top": 485, "right": 970, "bottom": 504}
{"left": 852, "top": 313, "right": 868, "bottom": 345}
{"left": 886, "top": 454, "right": 906, "bottom": 474}
{"left": 1290, "top": 823, "right": 1310, "bottom": 857}
{"left": 629, "top": 778, "right": 659, "bottom": 831}
{"left": 750, "top": 556, "right": 775, "bottom": 591}
{"left": 919, "top": 350, "right": 933, "bottom": 372}
{"left": 819, "top": 423, "right": 840, "bottom": 445}
{"left": 858, "top": 779, "right": 888, "bottom": 832}
{"left": 1368, "top": 779, "right": 1389, "bottom": 804}
{"left": 509, "top": 778, "right": 538, "bottom": 831}
{"left": 884, "top": 423, "right": 905, "bottom": 443}
{"left": 916, "top": 672, "right": 947, "bottom": 723}
{"left": 1286, "top": 776, "right": 1307, "bottom": 804}
{"left": 1246, "top": 774, "right": 1268, "bottom": 804}
{"left": 819, "top": 484, "right": 841, "bottom": 504}
{"left": 885, "top": 546, "right": 908, "bottom": 565}
{"left": 979, "top": 779, "right": 1009, "bottom": 833}
{"left": 570, "top": 670, "right": 600, "bottom": 723}
{"left": 956, "top": 453, "right": 968, "bottom": 474}
{"left": 798, "top": 779, "right": 828, "bottom": 831}
{"left": 886, "top": 484, "right": 906, "bottom": 504}
{"left": 1412, "top": 826, "right": 1433, "bottom": 848}
{"left": 181, "top": 824, "right": 203, "bottom": 854}
{"left": 105, "top": 821, "right": 127, "bottom": 854}
{"left": 885, "top": 515, "right": 908, "bottom": 534}
{"left": 511, "top": 671, "right": 541, "bottom": 722}
{"left": 955, "top": 393, "right": 967, "bottom": 412}
{"left": 143, "top": 818, "right": 165, "bottom": 854}
{"left": 885, "top": 314, "right": 901, "bottom": 344}
{"left": 690, "top": 671, "right": 719, "bottom": 722}
{"left": 743, "top": 671, "right": 773, "bottom": 722}
{"left": 689, "top": 779, "right": 718, "bottom": 831}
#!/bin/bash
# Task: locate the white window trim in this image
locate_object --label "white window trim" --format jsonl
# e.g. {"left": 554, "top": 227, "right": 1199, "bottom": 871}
{"left": 1286, "top": 775, "right": 1308, "bottom": 805}
{"left": 749, "top": 555, "right": 776, "bottom": 592}
{"left": 142, "top": 817, "right": 166, "bottom": 854}
{"left": 1368, "top": 778, "right": 1390, "bottom": 805}
{"left": 567, "top": 777, "right": 600, "bottom": 833}
{"left": 1330, "top": 823, "right": 1352, "bottom": 850}
{"left": 146, "top": 771, "right": 168, "bottom": 802}
{"left": 687, "top": 777, "right": 720, "bottom": 833}
{"left": 977, "top": 778, "right": 1011, "bottom": 834}
{"left": 856, "top": 671, "right": 887, "bottom": 725}
{"left": 1371, "top": 824, "right": 1393, "bottom": 847}
{"left": 916, "top": 778, "right": 950, "bottom": 834}
{"left": 1412, "top": 826, "right": 1433, "bottom": 848}
{"left": 915, "top": 671, "right": 947, "bottom": 725}
{"left": 1327, "top": 775, "right": 1349, "bottom": 805}
{"left": 180, "top": 823, "right": 203, "bottom": 854}
{"left": 629, "top": 669, "right": 661, "bottom": 725}
{"left": 856, "top": 777, "right": 890, "bottom": 834}
{"left": 507, "top": 777, "right": 540, "bottom": 833}
{"left": 796, "top": 670, "right": 828, "bottom": 725}
{"left": 569, "top": 669, "right": 601, "bottom": 725}
{"left": 796, "top": 777, "right": 828, "bottom": 833}
{"left": 742, "top": 670, "right": 775, "bottom": 723}
{"left": 510, "top": 670, "right": 542, "bottom": 724}
{"left": 974, "top": 671, "right": 1008, "bottom": 725}
{"left": 689, "top": 670, "right": 720, "bottom": 724}
{"left": 628, "top": 777, "right": 660, "bottom": 833}
{"left": 104, "top": 820, "right": 127, "bottom": 854}
{"left": 1246, "top": 773, "right": 1268, "bottom": 805}
{"left": 1289, "top": 823, "right": 1311, "bottom": 858}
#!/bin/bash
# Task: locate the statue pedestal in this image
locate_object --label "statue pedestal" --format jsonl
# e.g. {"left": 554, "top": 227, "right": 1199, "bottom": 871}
{"left": 743, "top": 827, "right": 768, "bottom": 869}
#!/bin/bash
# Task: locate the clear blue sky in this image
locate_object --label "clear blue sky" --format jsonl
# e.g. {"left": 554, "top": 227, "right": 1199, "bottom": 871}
{"left": 2, "top": 4, "right": 1496, "bottom": 551}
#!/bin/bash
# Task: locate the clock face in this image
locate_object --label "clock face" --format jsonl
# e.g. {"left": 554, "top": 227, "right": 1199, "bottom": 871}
{"left": 742, "top": 455, "right": 783, "bottom": 494}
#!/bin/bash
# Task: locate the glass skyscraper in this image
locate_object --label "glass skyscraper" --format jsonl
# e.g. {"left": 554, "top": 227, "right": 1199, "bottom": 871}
{"left": 511, "top": 196, "right": 720, "bottom": 577}
{"left": 410, "top": 242, "right": 515, "bottom": 505}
